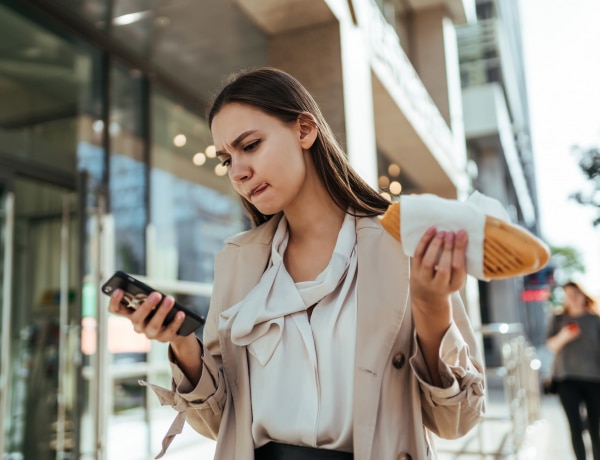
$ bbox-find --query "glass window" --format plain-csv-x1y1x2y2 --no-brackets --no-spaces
0,4,95,177
148,89,245,310
377,150,420,198
109,65,147,275
51,0,268,111
0,5,100,460
52,0,109,28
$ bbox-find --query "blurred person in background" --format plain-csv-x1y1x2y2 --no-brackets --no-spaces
547,281,600,460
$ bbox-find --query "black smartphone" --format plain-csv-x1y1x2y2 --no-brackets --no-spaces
101,270,205,336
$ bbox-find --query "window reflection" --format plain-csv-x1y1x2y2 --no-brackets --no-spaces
52,0,109,29
110,65,147,275
149,90,244,288
0,3,90,176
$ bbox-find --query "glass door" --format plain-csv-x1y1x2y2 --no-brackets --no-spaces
0,176,15,458
0,175,79,460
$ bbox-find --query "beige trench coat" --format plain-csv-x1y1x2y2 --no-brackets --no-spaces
169,214,485,460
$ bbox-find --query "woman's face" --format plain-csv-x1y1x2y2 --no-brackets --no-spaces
211,103,314,216
563,285,587,314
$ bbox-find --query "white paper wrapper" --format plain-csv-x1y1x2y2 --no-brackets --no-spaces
400,191,511,281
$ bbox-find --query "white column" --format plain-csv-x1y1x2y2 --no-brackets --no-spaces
340,20,378,188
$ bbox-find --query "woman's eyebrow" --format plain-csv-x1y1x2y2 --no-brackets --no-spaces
216,130,258,157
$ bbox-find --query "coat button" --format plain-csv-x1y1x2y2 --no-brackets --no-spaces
397,454,412,460
392,353,406,369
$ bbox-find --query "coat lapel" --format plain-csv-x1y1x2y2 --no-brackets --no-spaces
214,216,280,458
353,216,411,457
214,214,411,458
216,216,281,379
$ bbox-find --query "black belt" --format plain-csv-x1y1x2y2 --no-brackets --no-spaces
255,442,354,460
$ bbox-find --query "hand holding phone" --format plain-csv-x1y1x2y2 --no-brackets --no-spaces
102,271,205,336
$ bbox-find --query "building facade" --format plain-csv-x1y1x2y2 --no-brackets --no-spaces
0,0,533,459
456,0,545,368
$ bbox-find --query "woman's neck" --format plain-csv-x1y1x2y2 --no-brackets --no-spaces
285,201,346,244
283,164,346,243
566,306,586,317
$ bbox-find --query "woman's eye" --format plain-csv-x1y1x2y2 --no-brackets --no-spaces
221,158,231,167
243,140,260,152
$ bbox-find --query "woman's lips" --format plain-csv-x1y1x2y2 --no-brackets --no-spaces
250,182,268,199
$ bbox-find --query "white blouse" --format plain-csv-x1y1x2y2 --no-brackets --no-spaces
220,212,358,452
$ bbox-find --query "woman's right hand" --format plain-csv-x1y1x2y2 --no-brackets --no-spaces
108,289,189,346
109,289,204,383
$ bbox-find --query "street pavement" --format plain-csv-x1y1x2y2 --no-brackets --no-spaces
434,387,577,459
147,387,580,459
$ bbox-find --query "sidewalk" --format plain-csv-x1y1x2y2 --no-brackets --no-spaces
435,387,576,459
519,393,574,459
160,388,578,460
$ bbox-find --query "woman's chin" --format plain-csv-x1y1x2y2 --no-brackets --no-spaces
252,203,282,217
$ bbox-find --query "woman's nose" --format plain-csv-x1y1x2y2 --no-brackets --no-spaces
229,161,251,184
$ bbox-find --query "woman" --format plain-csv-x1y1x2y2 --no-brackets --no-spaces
547,281,600,460
109,67,485,459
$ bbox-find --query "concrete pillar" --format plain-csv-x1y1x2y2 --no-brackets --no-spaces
268,22,346,149
412,6,452,125
412,6,467,183
477,148,510,203
339,20,378,188
268,20,378,188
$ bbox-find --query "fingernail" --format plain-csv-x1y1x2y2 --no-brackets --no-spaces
446,232,455,243
111,289,121,298
426,226,436,236
457,230,467,241
162,296,174,308
437,231,446,239
148,292,161,303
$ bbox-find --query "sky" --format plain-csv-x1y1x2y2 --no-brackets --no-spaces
519,0,600,292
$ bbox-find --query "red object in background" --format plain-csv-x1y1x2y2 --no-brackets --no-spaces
567,322,580,333
521,288,551,302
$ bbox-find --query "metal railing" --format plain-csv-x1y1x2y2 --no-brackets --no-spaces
479,323,541,457
437,322,542,458
496,334,541,453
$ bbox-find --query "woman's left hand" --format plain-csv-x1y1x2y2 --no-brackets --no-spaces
410,226,468,311
409,227,469,386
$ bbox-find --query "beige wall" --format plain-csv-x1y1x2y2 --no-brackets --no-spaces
412,5,452,126
268,21,347,150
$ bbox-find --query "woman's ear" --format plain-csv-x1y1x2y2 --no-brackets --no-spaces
297,112,318,149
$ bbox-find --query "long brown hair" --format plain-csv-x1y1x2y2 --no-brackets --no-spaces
208,67,390,227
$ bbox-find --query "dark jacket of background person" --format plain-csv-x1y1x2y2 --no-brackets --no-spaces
547,281,600,460
547,312,600,383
